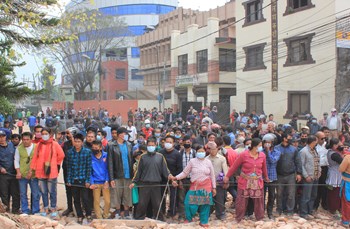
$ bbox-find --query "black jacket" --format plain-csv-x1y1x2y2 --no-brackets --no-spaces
132,152,170,183
160,148,183,176
192,135,208,147
107,140,133,181
275,143,302,176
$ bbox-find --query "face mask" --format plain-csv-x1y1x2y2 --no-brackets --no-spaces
265,143,271,148
337,146,344,151
202,131,208,136
35,133,42,139
175,135,181,139
164,143,173,150
245,145,250,150
196,151,206,159
96,135,102,141
312,120,317,124
42,134,50,141
137,139,144,144
300,138,307,144
145,124,151,128
258,146,263,152
155,133,161,137
124,135,129,141
184,143,191,149
92,150,100,155
147,146,156,153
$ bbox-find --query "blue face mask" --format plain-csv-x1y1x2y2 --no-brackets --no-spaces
137,139,143,144
258,146,263,152
96,135,102,141
196,151,206,159
175,135,181,139
155,133,161,137
147,146,156,153
124,135,129,141
245,145,250,150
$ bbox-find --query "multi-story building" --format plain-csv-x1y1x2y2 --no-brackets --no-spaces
63,0,177,100
137,1,236,114
233,0,350,122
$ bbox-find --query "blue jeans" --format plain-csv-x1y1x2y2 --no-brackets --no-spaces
19,178,40,214
38,178,57,210
300,179,318,217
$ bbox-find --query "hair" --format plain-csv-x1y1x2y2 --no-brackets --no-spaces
86,130,97,137
147,137,157,144
208,132,217,139
269,114,273,118
41,127,51,134
226,126,233,133
250,138,262,150
139,144,147,151
92,140,102,147
11,134,20,139
243,138,252,145
195,145,205,152
111,126,118,132
182,135,191,142
223,135,231,146
74,133,85,142
326,138,340,150
281,133,291,141
307,135,317,145
320,126,330,132
21,132,33,139
98,130,107,137
34,125,43,132
215,136,224,147
164,135,175,142
200,125,207,131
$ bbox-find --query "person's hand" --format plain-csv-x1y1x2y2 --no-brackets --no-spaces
85,183,90,188
89,184,96,190
223,183,229,190
168,174,175,181
67,183,71,187
212,188,217,197
16,172,21,180
172,180,178,187
26,171,32,180
265,178,271,183
103,182,109,189
0,168,6,174
223,176,229,184
129,183,135,189
305,177,312,183
111,180,116,188
296,174,302,183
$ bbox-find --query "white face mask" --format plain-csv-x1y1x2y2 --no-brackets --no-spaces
42,134,50,141
164,143,173,150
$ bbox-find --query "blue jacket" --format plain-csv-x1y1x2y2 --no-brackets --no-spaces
0,142,16,174
91,151,109,184
28,116,36,127
275,143,302,176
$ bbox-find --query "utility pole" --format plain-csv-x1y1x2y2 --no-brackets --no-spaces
162,53,166,111
156,44,161,111
98,44,102,110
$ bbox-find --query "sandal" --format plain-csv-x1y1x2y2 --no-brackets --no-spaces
199,223,209,228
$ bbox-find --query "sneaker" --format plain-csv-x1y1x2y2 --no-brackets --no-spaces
86,216,93,223
50,212,59,220
114,213,121,219
124,215,132,220
62,209,73,216
77,217,83,225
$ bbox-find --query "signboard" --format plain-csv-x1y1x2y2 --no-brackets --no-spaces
271,0,278,91
176,75,197,87
336,31,350,49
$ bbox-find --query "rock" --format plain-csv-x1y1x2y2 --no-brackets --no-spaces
297,218,307,224
0,215,17,229
261,222,274,229
254,221,264,226
277,223,296,229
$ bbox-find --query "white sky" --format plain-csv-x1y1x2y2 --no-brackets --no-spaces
14,0,231,85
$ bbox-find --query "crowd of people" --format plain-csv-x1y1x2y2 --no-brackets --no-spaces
0,106,349,227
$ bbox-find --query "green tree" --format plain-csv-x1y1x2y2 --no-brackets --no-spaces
39,59,57,100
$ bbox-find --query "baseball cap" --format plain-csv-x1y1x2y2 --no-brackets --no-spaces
144,119,150,124
301,126,310,130
331,108,337,112
0,130,6,136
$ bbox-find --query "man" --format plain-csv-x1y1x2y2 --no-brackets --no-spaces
318,112,328,127
262,133,281,219
107,127,133,219
308,117,320,135
11,134,21,148
274,133,302,216
141,120,153,140
132,133,146,152
14,132,40,214
192,125,208,147
28,114,37,133
223,135,238,206
289,114,298,131
65,115,74,129
127,120,137,143
327,108,342,139
0,113,4,128
90,140,110,219
102,121,112,141
160,135,182,218
66,133,92,224
57,115,66,133
84,130,96,150
299,135,321,219
165,108,175,124
61,127,79,216
131,137,173,220
177,135,196,220
209,106,218,123
314,131,328,210
0,130,20,213
206,141,228,220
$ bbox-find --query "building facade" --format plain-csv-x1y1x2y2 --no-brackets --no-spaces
232,0,344,122
137,1,236,113
63,0,177,100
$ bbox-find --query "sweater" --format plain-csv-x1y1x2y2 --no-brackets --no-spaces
91,151,109,184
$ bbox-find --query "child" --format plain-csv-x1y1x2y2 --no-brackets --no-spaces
17,118,23,135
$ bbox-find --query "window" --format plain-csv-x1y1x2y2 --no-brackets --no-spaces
243,43,266,71
219,49,236,72
284,33,315,67
115,69,126,80
178,54,188,75
131,69,144,80
284,0,314,15
106,48,127,59
196,50,208,73
242,0,265,26
131,47,140,58
246,92,263,114
286,91,310,116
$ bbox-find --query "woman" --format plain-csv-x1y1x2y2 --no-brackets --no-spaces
339,150,350,227
326,138,343,217
30,128,65,218
172,146,216,227
223,138,269,222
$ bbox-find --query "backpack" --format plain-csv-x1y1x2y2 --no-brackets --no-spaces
46,117,54,127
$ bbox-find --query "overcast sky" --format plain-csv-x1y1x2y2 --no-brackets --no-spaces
15,0,231,84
